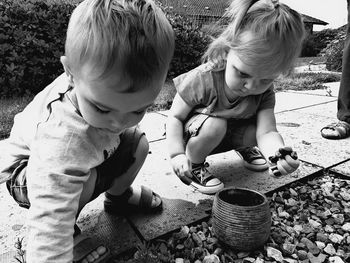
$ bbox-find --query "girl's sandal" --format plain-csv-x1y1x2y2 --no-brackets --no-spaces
320,121,350,140
104,185,162,215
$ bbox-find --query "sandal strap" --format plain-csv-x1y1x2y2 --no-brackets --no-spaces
105,187,133,203
139,185,154,209
321,121,350,138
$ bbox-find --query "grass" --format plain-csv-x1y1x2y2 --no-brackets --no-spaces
0,71,341,140
0,95,35,140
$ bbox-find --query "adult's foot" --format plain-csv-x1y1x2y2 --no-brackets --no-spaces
320,121,350,140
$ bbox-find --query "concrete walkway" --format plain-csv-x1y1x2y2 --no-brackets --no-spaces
1,81,349,261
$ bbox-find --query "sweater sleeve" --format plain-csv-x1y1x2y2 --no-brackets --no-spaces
25,120,100,263
173,67,216,108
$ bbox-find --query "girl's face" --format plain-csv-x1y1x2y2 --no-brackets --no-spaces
224,49,279,98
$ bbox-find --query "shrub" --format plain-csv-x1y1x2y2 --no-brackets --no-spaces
321,26,346,72
165,11,210,78
0,0,75,98
0,0,210,98
301,29,338,57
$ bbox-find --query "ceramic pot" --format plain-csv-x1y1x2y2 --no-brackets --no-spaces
212,187,271,251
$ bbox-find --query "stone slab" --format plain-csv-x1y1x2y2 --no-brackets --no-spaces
77,195,141,256
275,104,350,168
329,160,350,178
139,112,167,142
128,139,213,241
0,185,140,258
0,250,20,263
127,139,320,241
0,183,28,255
274,91,337,113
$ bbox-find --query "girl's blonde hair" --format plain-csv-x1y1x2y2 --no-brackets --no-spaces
65,0,174,87
202,0,305,76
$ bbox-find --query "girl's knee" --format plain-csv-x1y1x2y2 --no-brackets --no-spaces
200,117,227,139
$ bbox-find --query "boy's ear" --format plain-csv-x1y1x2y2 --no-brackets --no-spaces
60,56,74,87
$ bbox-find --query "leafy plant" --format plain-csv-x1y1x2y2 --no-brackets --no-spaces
0,0,75,98
14,237,26,263
321,26,347,72
164,10,211,78
133,241,160,263
301,29,338,57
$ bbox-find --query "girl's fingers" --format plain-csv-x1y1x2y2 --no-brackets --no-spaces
277,159,295,173
276,161,288,175
284,155,300,169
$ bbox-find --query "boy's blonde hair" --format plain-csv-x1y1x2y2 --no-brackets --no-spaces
65,0,174,88
203,0,305,76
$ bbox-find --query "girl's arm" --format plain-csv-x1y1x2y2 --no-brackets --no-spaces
166,93,193,158
255,108,284,159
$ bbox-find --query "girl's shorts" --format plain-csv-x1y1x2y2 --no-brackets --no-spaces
6,126,145,209
184,113,256,154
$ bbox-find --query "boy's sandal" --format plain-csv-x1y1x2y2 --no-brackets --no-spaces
73,234,111,263
104,185,162,215
320,121,350,140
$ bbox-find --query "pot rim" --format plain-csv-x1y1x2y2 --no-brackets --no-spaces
214,187,268,208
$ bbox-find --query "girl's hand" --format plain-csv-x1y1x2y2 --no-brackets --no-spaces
268,147,300,176
170,154,192,185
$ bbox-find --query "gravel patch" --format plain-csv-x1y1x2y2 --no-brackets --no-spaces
114,173,350,263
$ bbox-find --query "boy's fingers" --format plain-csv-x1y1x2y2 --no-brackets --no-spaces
284,155,300,169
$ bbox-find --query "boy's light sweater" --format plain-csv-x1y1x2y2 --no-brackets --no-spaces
0,74,121,262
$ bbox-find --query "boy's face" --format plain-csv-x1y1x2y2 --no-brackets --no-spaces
224,49,279,97
72,63,164,133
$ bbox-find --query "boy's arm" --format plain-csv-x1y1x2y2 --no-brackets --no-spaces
25,129,97,263
255,108,285,158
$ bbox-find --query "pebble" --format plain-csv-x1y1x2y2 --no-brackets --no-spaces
316,233,328,242
203,254,220,263
324,243,336,255
266,246,284,262
341,223,350,232
126,175,349,263
328,256,345,263
329,233,344,244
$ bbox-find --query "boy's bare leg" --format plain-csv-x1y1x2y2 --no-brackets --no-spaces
186,117,226,163
105,135,160,206
75,136,158,262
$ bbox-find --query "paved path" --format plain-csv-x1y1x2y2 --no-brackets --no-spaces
1,82,349,261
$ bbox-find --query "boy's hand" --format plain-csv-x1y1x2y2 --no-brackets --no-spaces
170,154,192,185
268,147,300,176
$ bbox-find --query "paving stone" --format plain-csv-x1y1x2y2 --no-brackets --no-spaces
0,183,27,255
275,104,350,168
330,160,350,178
0,184,140,258
139,112,167,142
128,139,213,240
77,195,141,256
275,92,337,113
0,250,20,263
128,140,320,241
